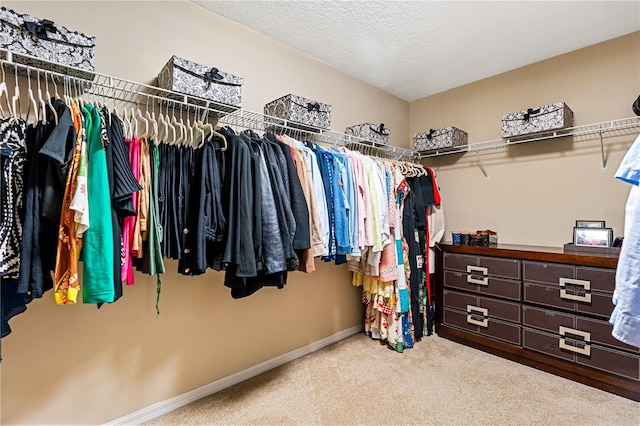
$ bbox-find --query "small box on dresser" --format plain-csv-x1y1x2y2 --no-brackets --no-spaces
0,6,95,78
157,56,243,113
345,123,390,145
264,94,331,132
501,102,574,139
413,126,468,154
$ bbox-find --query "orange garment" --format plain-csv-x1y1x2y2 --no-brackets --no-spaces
132,137,150,258
53,102,84,305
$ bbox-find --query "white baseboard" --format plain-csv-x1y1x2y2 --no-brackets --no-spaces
105,325,362,425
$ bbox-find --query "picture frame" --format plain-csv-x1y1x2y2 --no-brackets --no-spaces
573,227,612,247
575,220,605,228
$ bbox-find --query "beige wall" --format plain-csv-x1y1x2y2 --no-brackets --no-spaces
0,1,409,424
2,1,639,424
412,32,640,247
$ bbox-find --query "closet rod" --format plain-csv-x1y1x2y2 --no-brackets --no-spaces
0,49,420,163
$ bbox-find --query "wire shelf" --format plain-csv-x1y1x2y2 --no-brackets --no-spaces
0,49,419,162
418,116,640,159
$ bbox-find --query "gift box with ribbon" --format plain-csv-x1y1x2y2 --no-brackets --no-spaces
345,122,390,146
264,94,332,132
0,6,96,78
501,102,574,140
157,56,243,113
413,126,468,154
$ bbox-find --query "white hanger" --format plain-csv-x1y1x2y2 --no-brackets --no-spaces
0,61,13,118
146,98,158,142
45,73,58,125
123,106,133,139
135,103,148,138
186,114,195,147
11,65,21,120
25,68,39,124
171,103,185,145
36,71,47,124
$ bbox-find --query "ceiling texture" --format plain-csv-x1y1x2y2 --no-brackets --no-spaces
195,1,640,101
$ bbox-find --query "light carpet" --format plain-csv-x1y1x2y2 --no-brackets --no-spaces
144,333,640,425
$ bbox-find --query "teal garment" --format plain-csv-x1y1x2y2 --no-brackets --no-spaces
82,104,115,304
148,140,165,315
148,139,165,276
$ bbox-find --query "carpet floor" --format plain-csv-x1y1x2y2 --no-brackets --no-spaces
145,333,639,425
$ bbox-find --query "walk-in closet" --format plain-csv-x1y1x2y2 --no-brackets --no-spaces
1,2,639,425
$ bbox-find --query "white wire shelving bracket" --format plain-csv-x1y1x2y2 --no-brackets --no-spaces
0,49,419,163
418,116,640,178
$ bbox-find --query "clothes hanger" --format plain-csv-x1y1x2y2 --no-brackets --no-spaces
185,113,194,147
146,97,158,142
157,101,168,143
36,70,47,124
0,60,13,118
45,73,58,125
25,67,39,124
123,104,133,139
191,107,204,147
11,64,21,120
135,101,148,138
170,102,182,145
179,104,188,146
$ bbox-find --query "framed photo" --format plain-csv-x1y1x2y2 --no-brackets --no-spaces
575,220,605,228
573,227,613,247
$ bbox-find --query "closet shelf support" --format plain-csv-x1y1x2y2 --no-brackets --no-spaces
599,126,606,173
476,151,489,181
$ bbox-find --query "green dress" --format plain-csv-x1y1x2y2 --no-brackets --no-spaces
82,104,115,304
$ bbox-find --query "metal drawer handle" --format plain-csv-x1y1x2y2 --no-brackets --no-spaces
466,305,488,328
467,265,488,286
559,278,592,303
559,326,591,356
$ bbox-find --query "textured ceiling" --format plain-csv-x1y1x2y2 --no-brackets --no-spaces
195,1,640,101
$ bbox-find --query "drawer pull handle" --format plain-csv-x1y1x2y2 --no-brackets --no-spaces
558,326,591,356
466,305,488,328
559,278,592,303
467,266,489,286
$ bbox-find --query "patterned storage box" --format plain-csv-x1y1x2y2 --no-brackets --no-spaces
501,102,574,139
264,94,331,132
0,6,95,78
157,56,243,113
413,126,468,153
345,123,390,146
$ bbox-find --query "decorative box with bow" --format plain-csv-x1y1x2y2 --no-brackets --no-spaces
413,126,468,154
264,94,332,132
501,102,574,140
345,123,391,146
157,56,243,113
0,6,96,78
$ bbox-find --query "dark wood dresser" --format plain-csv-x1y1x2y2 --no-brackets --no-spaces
436,243,639,401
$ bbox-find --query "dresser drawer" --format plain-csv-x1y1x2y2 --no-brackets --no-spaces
523,261,573,284
444,289,520,323
523,261,614,294
523,328,640,380
576,267,615,293
577,316,640,354
444,253,520,279
443,271,521,301
523,282,614,319
443,307,521,346
523,306,638,353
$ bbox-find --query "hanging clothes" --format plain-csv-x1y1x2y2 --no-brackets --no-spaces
0,116,27,338
0,116,27,279
82,104,115,304
53,101,83,305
